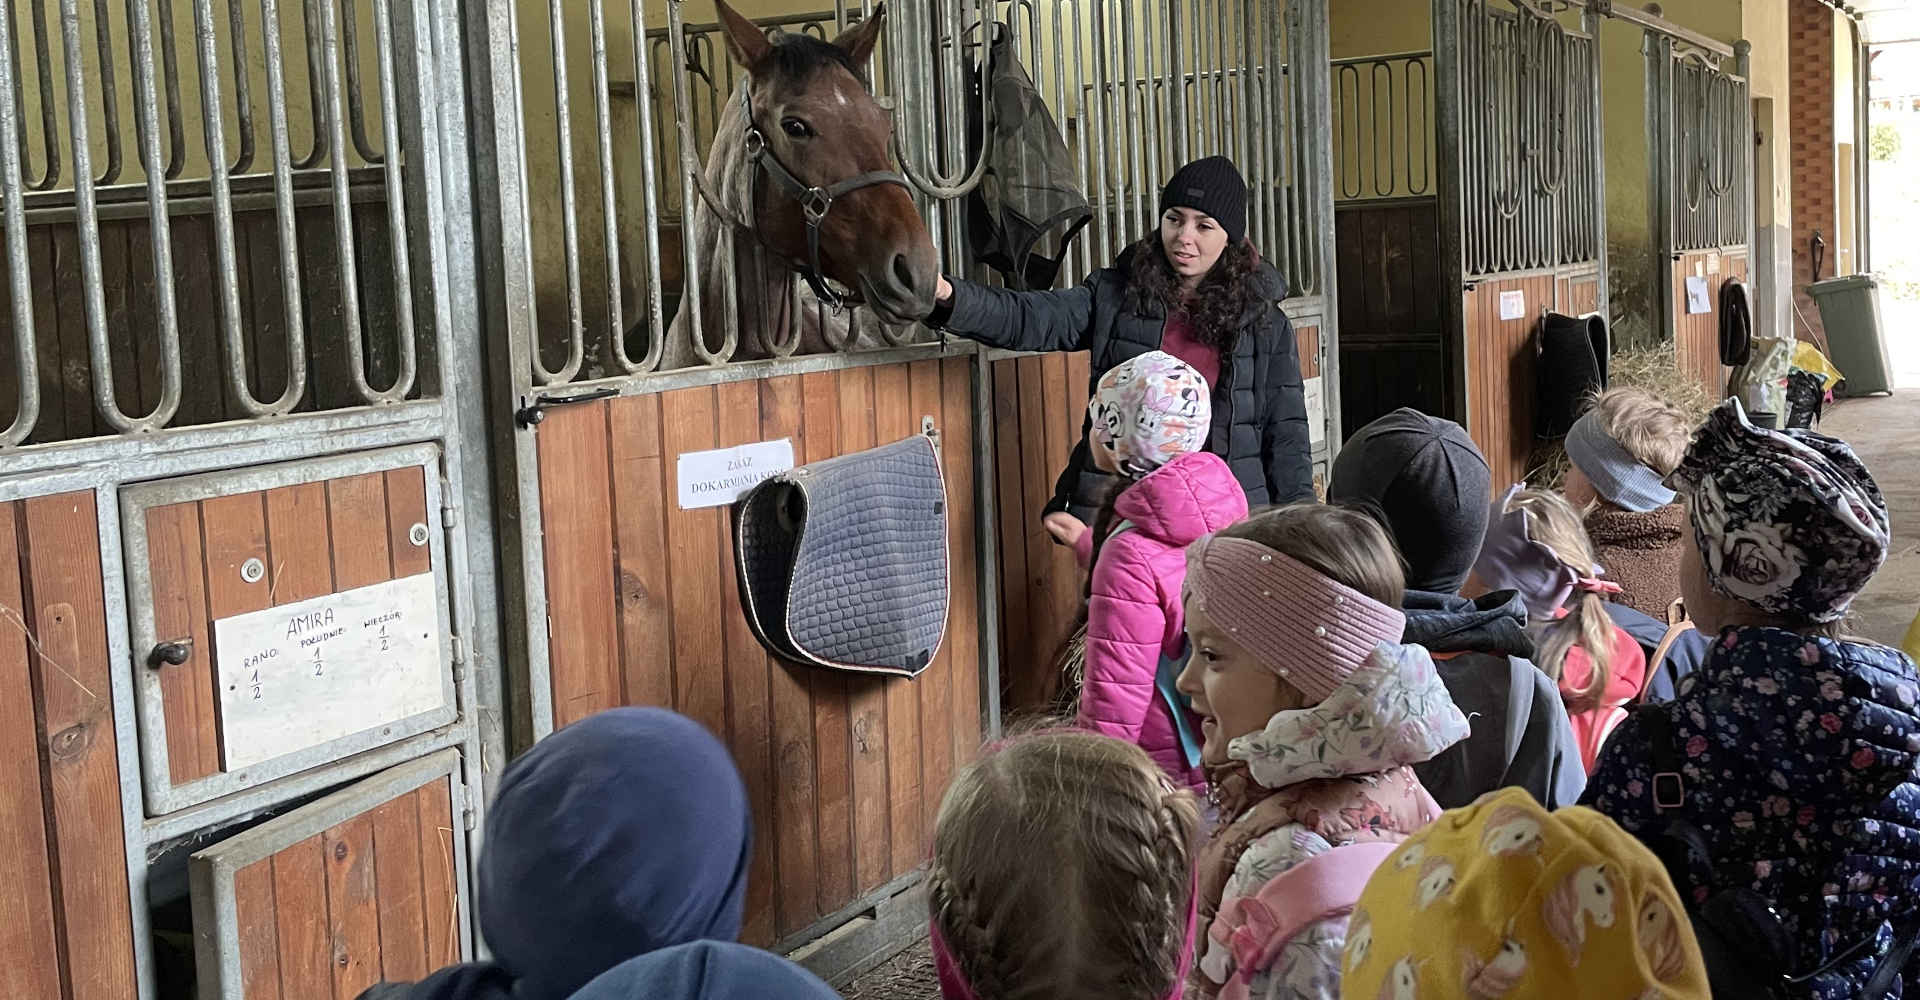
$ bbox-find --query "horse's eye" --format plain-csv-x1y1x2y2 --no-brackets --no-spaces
780,117,813,139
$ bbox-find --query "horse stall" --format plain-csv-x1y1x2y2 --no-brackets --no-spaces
0,0,488,995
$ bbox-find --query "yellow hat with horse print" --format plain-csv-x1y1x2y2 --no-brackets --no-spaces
1339,788,1709,1000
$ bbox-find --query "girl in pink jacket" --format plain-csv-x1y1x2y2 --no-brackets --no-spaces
1073,350,1248,788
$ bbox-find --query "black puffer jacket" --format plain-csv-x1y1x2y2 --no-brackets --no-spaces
933,248,1314,521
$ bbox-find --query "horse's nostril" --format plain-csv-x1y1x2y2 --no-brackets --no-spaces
891,253,917,294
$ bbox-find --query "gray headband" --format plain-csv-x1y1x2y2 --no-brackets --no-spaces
1564,411,1676,513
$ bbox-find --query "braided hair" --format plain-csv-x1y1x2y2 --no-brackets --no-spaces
928,728,1201,1000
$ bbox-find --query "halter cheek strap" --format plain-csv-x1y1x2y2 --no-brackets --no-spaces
740,86,911,311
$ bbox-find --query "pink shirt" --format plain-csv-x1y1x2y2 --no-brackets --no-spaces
1159,311,1221,391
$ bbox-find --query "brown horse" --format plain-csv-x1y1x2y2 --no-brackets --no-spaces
663,1,938,367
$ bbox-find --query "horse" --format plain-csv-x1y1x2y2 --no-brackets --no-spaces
660,1,938,369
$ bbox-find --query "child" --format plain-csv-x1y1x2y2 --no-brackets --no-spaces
1328,408,1586,809
1070,350,1248,787
1473,486,1648,772
1561,387,1693,620
357,708,753,1000
1584,399,1920,996
927,728,1202,1000
569,941,840,1000
1177,504,1470,1000
1339,787,1711,999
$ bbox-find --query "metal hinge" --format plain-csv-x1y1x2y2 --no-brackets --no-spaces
462,804,477,831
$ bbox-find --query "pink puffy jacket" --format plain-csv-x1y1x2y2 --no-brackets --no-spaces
1079,451,1249,788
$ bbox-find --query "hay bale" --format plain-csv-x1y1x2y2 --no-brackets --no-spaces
1525,339,1718,489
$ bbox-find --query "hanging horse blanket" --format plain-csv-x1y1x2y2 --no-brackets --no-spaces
965,22,1092,291
733,433,950,676
1534,311,1610,440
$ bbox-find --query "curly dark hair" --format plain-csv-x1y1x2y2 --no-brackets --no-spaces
1125,234,1265,351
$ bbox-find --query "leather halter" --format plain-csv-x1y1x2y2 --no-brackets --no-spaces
740,85,910,311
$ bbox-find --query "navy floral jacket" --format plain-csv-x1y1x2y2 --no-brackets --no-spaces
1584,627,1920,998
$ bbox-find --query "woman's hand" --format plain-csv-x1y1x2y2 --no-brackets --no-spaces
1043,512,1088,548
935,275,953,304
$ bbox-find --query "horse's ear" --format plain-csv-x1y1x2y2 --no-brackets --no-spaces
715,0,771,71
832,3,885,71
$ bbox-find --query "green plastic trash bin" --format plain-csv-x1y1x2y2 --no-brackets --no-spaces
1807,274,1893,397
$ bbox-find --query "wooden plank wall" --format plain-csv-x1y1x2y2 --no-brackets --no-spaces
1334,199,1451,429
0,191,406,446
1557,273,1602,318
1673,249,1749,396
0,492,137,1000
1462,274,1557,489
534,357,985,945
144,466,434,784
989,351,1090,715
230,775,460,999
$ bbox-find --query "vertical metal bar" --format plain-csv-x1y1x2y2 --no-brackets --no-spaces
1432,0,1468,419
292,0,328,169
190,0,258,413
0,11,39,446
1301,0,1338,431
313,0,382,401
1587,11,1608,310
533,0,584,382
624,0,664,370
368,0,416,397
1120,0,1144,239
259,0,310,409
62,0,179,432
587,0,625,371
224,0,255,172
1086,0,1113,252
340,0,382,161
1738,40,1754,259
664,0,729,365
89,0,121,184
1646,31,1673,342
1168,0,1187,169
9,2,60,189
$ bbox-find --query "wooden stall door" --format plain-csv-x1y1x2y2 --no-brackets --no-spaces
126,448,457,814
1335,199,1451,431
0,492,137,1000
1673,249,1750,394
189,751,468,1000
533,357,986,945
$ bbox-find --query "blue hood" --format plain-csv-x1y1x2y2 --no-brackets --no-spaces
569,942,840,1000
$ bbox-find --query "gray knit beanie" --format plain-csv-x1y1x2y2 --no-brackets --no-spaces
1328,408,1493,595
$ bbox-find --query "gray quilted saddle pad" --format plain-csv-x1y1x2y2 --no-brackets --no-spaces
733,433,950,676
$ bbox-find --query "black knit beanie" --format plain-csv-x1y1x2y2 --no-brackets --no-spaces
1327,408,1493,596
1159,156,1247,245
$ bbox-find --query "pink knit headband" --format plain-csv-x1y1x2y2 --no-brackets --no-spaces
1183,534,1407,703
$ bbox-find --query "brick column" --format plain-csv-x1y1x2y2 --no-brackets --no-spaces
1789,0,1835,345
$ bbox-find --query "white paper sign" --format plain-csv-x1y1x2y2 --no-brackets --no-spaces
1499,290,1526,321
1304,376,1327,448
213,573,445,770
677,438,795,510
1685,275,1712,315
1706,251,1722,275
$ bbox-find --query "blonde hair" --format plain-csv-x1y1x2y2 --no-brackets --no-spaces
1506,489,1614,712
928,728,1200,1000
1586,387,1692,477
1219,502,1406,608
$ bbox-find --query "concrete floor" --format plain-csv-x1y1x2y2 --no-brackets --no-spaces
1823,389,1920,650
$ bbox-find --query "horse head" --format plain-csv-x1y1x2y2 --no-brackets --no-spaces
714,0,938,326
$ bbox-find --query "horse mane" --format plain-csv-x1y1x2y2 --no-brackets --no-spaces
762,31,869,90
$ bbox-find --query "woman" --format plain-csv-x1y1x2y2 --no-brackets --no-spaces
929,156,1314,553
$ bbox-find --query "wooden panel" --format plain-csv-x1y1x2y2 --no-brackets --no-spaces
658,387,727,740
269,836,334,1000
801,371,855,915
265,483,335,607
233,860,283,1000
711,380,777,945
324,815,382,999
536,404,622,728
325,473,395,590
989,358,1033,711
1334,199,1452,428
383,467,432,579
1672,249,1748,397
756,374,819,935
1296,324,1321,379
607,394,675,711
415,780,460,971
873,365,925,877
0,503,62,1000
201,493,272,771
369,794,430,983
840,367,892,894
146,502,220,782
18,494,137,1000
941,357,983,770
1461,275,1555,488
907,362,953,843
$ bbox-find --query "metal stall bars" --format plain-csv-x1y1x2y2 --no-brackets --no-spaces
0,0,493,995
1432,0,1608,485
1645,24,1753,391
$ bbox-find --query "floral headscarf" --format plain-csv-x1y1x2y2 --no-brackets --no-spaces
1087,350,1211,478
1670,398,1889,624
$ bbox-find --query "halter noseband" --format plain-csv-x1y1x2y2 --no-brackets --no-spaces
740,85,911,311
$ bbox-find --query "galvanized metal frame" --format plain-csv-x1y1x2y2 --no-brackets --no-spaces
187,748,476,1000
119,443,461,816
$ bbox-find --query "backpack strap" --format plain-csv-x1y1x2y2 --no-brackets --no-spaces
1860,916,1920,1000
1209,842,1398,983
1633,619,1698,705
